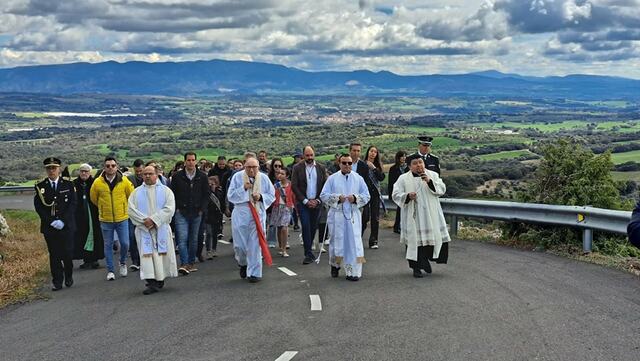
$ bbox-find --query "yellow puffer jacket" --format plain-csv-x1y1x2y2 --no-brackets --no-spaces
89,173,134,223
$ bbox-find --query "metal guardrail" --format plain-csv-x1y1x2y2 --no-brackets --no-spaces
0,186,34,192
382,196,632,253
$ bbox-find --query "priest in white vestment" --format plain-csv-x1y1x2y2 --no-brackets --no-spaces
320,154,370,281
127,165,178,294
392,157,450,278
227,157,275,283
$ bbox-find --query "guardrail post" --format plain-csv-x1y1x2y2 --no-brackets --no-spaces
582,228,593,254
450,216,458,238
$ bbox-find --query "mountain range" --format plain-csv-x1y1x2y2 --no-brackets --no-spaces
0,59,638,99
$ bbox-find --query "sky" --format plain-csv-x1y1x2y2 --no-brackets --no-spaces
1,0,639,78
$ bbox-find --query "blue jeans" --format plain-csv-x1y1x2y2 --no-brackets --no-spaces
174,210,202,265
101,220,129,273
298,202,320,259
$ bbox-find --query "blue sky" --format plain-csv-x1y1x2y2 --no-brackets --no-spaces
1,0,639,78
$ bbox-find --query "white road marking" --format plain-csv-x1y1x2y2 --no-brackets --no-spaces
278,267,297,276
309,294,322,311
275,351,298,361
217,240,231,245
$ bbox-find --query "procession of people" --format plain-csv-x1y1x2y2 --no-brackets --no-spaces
34,136,453,294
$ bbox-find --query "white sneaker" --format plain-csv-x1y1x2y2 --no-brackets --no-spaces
268,244,276,248
283,252,290,258
319,246,327,253
119,264,128,277
106,272,115,281
299,234,303,244
311,243,316,251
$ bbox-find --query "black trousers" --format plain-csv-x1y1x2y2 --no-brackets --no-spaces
44,230,74,286
393,208,401,232
361,196,380,243
407,243,449,270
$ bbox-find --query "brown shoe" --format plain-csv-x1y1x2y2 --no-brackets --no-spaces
188,263,198,272
178,266,190,276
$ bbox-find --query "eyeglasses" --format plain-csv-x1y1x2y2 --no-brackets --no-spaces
341,162,353,165
273,164,282,168
105,164,117,168
245,166,258,169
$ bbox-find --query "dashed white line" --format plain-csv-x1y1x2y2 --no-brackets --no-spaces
278,267,297,276
275,351,298,361
309,294,322,311
217,240,231,245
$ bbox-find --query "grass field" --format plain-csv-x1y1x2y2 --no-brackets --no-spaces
478,149,535,161
611,171,640,181
611,150,640,164
469,120,640,133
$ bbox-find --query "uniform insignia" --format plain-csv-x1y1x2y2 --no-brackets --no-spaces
40,188,45,194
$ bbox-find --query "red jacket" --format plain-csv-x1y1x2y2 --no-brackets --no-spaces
274,181,295,208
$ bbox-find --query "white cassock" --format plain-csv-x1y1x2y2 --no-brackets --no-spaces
392,170,450,264
227,170,275,278
320,171,370,277
127,181,178,281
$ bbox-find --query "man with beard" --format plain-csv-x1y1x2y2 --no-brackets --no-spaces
73,163,104,269
291,145,328,264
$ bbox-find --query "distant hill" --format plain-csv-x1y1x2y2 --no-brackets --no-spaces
0,59,638,99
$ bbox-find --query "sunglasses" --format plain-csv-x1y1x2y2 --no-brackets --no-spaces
273,164,282,168
341,162,353,165
105,164,118,168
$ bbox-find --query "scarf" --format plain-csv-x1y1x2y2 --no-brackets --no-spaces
242,171,262,207
135,183,170,255
83,183,94,252
242,172,272,266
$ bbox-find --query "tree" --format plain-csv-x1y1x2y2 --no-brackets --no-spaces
520,138,620,209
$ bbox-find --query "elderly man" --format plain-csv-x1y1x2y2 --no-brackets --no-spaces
227,157,275,283
128,165,178,295
73,163,104,269
392,157,450,278
320,154,370,281
34,157,77,291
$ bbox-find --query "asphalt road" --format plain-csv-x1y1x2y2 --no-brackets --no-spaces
0,193,34,211
1,226,639,361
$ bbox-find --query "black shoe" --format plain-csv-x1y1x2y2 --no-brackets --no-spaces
143,286,159,295
247,276,262,283
52,284,63,291
79,262,90,269
393,229,401,234
197,255,205,263
293,225,300,232
65,277,74,287
369,241,379,249
302,256,315,265
413,269,424,278
157,280,164,289
91,262,100,269
239,265,247,279
331,266,340,278
422,261,432,274
346,276,359,282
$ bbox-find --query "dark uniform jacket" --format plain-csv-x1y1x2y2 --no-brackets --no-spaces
406,152,440,175
627,200,640,249
34,177,77,235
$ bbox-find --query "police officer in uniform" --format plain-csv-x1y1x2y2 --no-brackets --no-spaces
34,157,77,291
406,136,440,175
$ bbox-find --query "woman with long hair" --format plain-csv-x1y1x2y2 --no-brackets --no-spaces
266,157,284,248
388,150,408,234
363,145,385,249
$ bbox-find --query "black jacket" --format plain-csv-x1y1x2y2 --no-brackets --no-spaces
388,163,408,196
355,160,385,197
627,200,640,249
34,177,77,235
170,169,210,214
